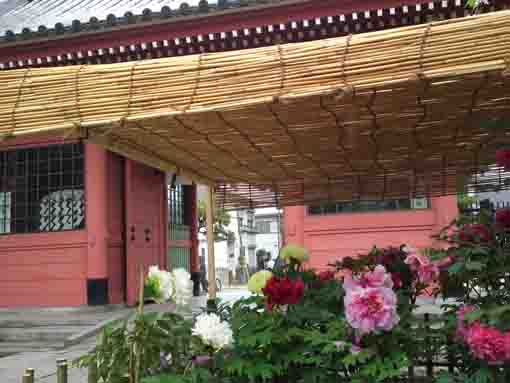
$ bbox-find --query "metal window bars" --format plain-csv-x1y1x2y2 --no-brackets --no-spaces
0,143,85,235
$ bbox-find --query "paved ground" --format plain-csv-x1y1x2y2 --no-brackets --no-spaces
0,288,250,383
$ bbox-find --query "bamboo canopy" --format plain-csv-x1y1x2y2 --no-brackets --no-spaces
1,11,510,209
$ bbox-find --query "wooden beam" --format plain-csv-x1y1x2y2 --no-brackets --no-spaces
205,185,217,300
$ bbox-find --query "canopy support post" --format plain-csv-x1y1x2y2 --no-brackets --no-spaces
205,185,217,306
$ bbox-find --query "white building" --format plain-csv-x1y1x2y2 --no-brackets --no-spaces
254,208,282,268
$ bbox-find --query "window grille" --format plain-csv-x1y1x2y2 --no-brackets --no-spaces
308,198,430,216
0,143,85,234
256,221,271,233
168,184,185,225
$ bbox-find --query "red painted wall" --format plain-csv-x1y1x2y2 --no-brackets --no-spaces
0,136,130,307
284,196,458,271
0,231,88,307
0,135,90,307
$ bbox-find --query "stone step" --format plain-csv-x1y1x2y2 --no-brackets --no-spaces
0,326,89,342
0,318,104,328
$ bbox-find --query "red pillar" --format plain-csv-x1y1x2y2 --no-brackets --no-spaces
283,206,306,247
85,143,109,280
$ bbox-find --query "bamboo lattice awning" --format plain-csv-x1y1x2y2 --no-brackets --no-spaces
1,11,510,209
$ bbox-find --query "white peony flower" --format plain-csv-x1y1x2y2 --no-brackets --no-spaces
147,265,174,302
192,313,233,350
172,268,193,306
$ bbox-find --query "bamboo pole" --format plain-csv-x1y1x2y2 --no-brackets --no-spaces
24,368,34,383
56,359,68,383
205,184,217,301
88,362,98,383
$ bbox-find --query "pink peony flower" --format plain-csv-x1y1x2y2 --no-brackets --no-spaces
405,253,440,284
344,265,393,291
464,323,507,364
344,286,400,335
496,148,510,170
456,305,477,340
496,208,510,228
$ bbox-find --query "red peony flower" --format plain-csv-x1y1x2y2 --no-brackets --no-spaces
458,224,492,243
465,323,508,364
390,272,403,289
318,270,336,282
262,276,305,310
496,149,510,170
496,208,510,228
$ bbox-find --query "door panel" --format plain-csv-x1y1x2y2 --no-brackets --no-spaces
125,160,165,306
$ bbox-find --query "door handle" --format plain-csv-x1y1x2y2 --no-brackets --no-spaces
144,228,151,242
130,226,136,241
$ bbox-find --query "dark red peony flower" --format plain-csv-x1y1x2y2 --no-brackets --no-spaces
458,224,492,243
390,272,403,289
318,270,336,282
496,149,510,170
496,208,510,229
377,247,405,267
262,276,305,310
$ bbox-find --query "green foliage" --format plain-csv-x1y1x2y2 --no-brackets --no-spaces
458,193,478,212
75,312,196,383
197,201,232,242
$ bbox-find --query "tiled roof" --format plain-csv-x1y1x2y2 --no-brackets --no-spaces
0,0,291,40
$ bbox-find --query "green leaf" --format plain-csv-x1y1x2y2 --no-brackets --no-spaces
465,261,484,271
448,262,464,274
435,372,455,383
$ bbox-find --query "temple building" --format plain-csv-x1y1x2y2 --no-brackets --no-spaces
0,0,505,306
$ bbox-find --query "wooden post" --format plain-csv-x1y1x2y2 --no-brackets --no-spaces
57,359,68,383
25,368,34,383
206,184,217,301
88,362,98,383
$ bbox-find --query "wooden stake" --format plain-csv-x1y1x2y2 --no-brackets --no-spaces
25,368,34,383
56,360,68,383
205,184,217,300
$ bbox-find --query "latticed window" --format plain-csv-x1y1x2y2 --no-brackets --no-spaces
168,184,185,225
0,143,85,234
308,198,429,216
256,220,271,233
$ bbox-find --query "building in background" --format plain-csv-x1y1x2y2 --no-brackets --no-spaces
284,197,458,271
255,208,282,268
197,202,257,284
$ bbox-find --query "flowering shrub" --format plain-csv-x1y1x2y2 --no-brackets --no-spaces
192,313,233,350
144,266,193,306
247,270,273,294
280,243,309,264
431,204,510,381
81,211,510,383
344,266,399,335
145,266,174,303
496,148,510,170
262,276,305,310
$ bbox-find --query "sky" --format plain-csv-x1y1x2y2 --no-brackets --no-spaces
0,0,223,34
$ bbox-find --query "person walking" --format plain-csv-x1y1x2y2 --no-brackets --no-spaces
199,256,208,293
